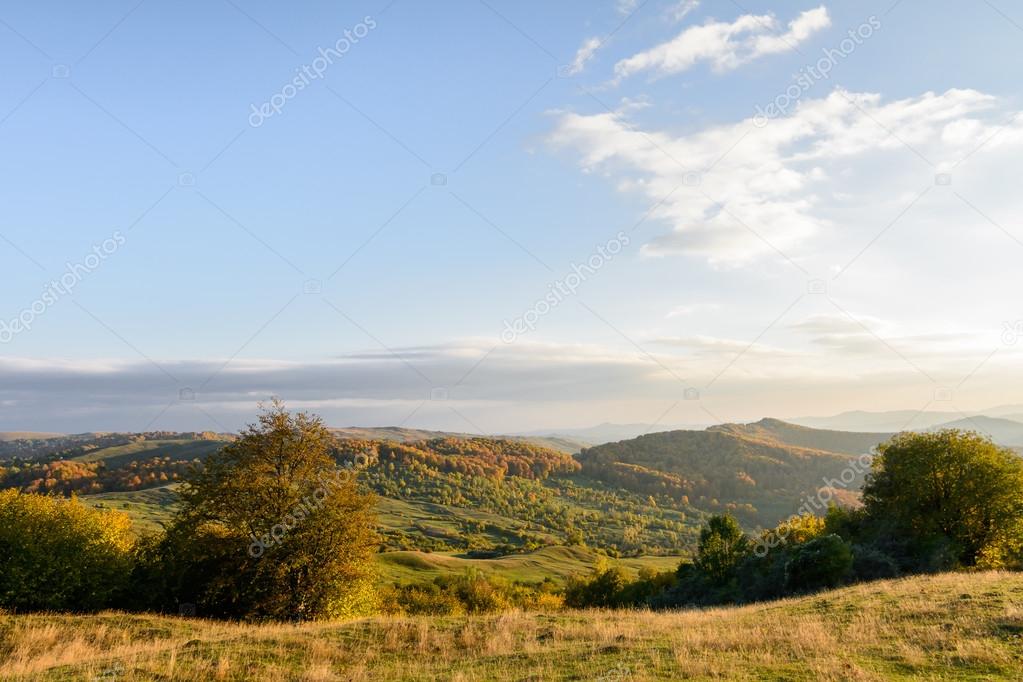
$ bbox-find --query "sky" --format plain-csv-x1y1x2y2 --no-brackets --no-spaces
2,0,1023,434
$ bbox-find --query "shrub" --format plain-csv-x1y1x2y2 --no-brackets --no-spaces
850,545,899,581
0,490,135,612
784,534,853,593
564,563,628,608
382,571,561,615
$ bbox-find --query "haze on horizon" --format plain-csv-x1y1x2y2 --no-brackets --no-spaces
2,0,1022,434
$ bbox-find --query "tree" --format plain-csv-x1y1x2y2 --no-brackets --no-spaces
154,401,378,620
696,514,750,586
0,490,135,611
862,430,1023,569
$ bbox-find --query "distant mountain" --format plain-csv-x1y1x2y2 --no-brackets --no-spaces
925,416,1023,447
789,410,962,432
517,421,709,446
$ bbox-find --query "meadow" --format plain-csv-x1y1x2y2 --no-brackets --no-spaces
1,571,1020,681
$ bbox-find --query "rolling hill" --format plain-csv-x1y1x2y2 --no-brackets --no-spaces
709,417,890,454
11,419,899,557
576,422,871,525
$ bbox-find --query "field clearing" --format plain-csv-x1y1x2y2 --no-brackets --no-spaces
71,440,225,467
376,546,681,585
1,571,1020,680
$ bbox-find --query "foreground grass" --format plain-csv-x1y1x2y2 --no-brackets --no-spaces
1,572,1021,681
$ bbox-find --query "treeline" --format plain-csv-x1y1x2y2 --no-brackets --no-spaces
335,437,581,480
0,456,197,495
565,430,1023,609
0,431,227,462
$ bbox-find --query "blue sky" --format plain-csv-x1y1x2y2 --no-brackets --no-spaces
2,0,1023,433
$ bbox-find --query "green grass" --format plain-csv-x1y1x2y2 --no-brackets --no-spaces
2,571,1020,680
81,485,180,534
375,546,681,586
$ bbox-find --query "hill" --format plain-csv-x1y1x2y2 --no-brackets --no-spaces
0,431,65,441
709,417,890,455
577,423,868,526
48,421,898,554
335,436,703,553
3,571,1020,680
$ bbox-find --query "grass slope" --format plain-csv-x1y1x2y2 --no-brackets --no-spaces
81,485,180,534
2,571,1020,680
376,546,680,586
71,440,225,467
0,432,64,442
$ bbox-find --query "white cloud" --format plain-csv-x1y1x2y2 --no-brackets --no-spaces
669,0,700,23
548,87,1023,265
616,0,639,16
614,6,830,80
566,36,601,76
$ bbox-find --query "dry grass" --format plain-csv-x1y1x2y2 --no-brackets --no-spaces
1,571,1021,680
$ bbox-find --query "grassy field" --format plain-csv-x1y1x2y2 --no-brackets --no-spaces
71,439,225,467
81,485,181,535
1,571,1020,680
376,546,681,585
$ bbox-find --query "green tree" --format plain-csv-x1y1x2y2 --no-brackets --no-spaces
0,490,135,611
696,514,750,586
156,402,378,620
862,430,1023,569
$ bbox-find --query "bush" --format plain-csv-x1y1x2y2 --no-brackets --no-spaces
382,571,562,615
784,534,853,593
564,563,628,608
0,490,135,612
851,545,899,581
